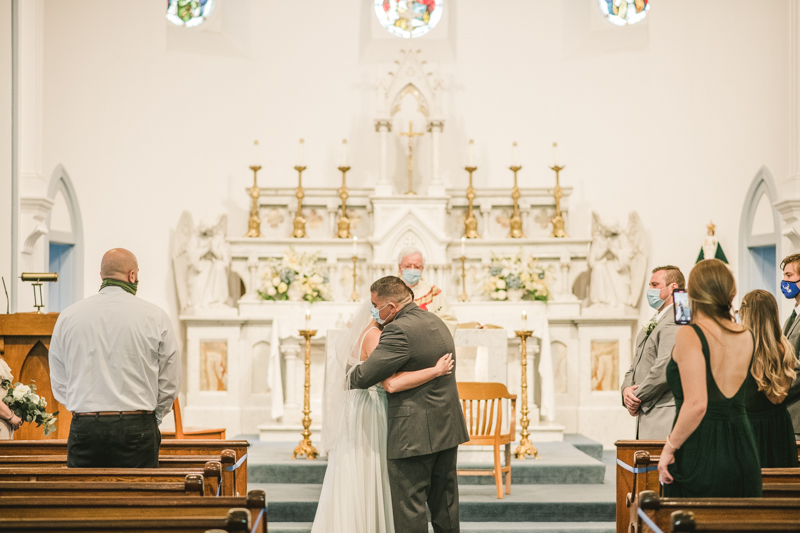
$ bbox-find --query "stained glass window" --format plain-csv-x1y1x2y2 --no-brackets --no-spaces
598,0,649,26
166,0,216,28
374,0,444,39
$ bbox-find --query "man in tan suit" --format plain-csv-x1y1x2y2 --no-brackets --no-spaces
621,265,683,440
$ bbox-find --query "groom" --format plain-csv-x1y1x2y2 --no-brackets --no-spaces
350,276,469,533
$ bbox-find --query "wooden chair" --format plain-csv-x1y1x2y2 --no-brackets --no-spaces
161,398,226,440
456,382,517,499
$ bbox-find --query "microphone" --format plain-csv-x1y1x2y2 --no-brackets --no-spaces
2,277,7,314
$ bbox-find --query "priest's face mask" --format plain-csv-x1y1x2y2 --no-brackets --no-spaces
398,253,424,287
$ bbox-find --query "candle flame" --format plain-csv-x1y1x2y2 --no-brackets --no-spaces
343,139,347,144
300,138,304,144
469,139,474,145
254,140,259,145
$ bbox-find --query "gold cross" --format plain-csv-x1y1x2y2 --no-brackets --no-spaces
399,122,425,195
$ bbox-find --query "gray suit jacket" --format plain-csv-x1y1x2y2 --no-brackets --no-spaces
621,308,679,440
782,312,800,435
350,303,470,459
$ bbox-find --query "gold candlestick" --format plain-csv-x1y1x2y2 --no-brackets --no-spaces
337,166,352,239
514,329,539,460
292,329,319,460
459,256,469,302
245,165,263,238
549,164,569,238
464,166,480,239
292,166,307,238
350,255,360,302
508,165,526,239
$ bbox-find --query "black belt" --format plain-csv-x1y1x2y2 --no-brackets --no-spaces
73,410,154,417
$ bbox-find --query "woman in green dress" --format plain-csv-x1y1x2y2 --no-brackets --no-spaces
657,259,762,497
740,289,798,468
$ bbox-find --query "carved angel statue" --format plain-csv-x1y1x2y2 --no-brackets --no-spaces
587,211,647,308
172,212,233,313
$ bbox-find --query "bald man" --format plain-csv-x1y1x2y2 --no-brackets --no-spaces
49,249,181,468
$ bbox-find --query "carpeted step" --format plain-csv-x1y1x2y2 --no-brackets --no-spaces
563,434,604,462
268,522,615,533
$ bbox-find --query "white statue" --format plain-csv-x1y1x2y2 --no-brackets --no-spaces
172,212,232,313
587,211,647,308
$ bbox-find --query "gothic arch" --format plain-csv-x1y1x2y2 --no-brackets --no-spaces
46,164,85,303
738,166,782,296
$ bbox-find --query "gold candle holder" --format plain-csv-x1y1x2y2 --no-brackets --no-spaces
508,165,526,239
337,166,352,239
464,166,480,239
292,329,319,460
514,329,539,460
549,164,569,238
245,165,263,238
459,256,469,302
350,256,360,302
292,166,307,238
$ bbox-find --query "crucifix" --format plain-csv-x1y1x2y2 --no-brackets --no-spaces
399,122,424,195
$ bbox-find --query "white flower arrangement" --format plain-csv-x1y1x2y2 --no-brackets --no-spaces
1,379,58,436
481,251,553,302
258,248,332,304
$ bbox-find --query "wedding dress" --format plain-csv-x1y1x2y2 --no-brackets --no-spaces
311,305,394,533
0,359,14,440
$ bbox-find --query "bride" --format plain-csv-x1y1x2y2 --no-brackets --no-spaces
311,299,454,533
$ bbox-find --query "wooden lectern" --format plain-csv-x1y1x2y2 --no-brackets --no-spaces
0,313,71,439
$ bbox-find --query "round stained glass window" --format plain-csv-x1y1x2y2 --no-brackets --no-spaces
166,0,216,28
597,0,650,26
374,1,444,39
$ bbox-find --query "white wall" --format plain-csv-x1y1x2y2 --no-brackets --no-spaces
36,0,791,331
0,1,11,314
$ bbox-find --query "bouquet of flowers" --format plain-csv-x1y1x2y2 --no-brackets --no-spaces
1,379,58,436
481,252,552,302
258,248,332,303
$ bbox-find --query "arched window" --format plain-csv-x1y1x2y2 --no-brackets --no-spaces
374,0,444,39
46,165,84,312
597,0,650,26
739,167,781,297
166,0,216,28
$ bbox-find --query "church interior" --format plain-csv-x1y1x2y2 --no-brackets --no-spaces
1,1,799,532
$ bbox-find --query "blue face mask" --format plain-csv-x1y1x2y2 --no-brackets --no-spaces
401,269,422,286
371,302,390,325
782,280,800,299
646,288,665,310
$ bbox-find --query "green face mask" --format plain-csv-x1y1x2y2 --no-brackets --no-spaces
100,278,138,296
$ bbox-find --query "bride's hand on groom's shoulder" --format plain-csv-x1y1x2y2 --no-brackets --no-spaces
435,353,454,377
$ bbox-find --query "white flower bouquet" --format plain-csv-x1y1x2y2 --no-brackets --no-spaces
481,251,553,302
1,380,58,436
258,248,332,304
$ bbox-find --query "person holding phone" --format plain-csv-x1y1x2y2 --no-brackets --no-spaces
621,265,684,439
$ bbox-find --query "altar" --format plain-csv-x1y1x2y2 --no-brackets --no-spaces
175,51,641,448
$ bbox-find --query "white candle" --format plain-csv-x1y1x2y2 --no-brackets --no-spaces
512,141,519,167
352,236,358,256
461,236,466,257
468,139,475,167
297,138,305,167
341,139,348,167
552,142,559,167
253,140,260,166
306,309,311,330
522,309,527,331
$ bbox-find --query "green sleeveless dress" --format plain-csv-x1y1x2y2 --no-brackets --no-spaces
745,372,799,468
663,324,762,497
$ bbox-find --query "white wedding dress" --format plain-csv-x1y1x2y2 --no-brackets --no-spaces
311,326,394,533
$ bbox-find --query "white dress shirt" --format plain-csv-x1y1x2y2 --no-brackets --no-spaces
49,286,181,424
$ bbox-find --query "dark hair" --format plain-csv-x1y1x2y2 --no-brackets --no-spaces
652,265,685,289
370,276,414,304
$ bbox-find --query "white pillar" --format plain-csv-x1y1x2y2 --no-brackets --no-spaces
244,255,259,300
374,119,392,196
281,341,302,411
427,120,445,196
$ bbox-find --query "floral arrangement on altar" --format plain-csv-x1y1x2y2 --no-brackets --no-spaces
481,252,553,302
1,374,58,436
258,249,332,303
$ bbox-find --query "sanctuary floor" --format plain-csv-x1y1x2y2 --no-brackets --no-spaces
241,435,616,533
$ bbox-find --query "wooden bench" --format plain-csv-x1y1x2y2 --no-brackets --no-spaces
0,439,249,496
0,473,205,497
0,508,251,532
0,489,267,532
632,490,800,533
668,509,800,532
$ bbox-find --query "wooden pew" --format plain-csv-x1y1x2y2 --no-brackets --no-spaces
0,462,225,496
632,490,800,533
0,473,205,497
0,508,251,532
0,489,267,533
0,439,249,496
668,509,800,532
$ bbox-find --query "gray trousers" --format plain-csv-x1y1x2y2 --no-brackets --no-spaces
388,445,460,533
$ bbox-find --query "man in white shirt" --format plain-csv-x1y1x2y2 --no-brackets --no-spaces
397,248,458,337
49,248,181,468
620,265,683,440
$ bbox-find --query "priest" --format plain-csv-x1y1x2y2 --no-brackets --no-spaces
397,248,458,336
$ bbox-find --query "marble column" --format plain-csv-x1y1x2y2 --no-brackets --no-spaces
374,119,392,196
244,254,259,300
778,0,800,251
427,119,445,196
281,341,302,411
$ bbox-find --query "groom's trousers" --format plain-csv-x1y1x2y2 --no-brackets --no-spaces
388,445,460,533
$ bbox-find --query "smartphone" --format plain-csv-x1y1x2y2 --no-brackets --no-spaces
673,289,691,325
